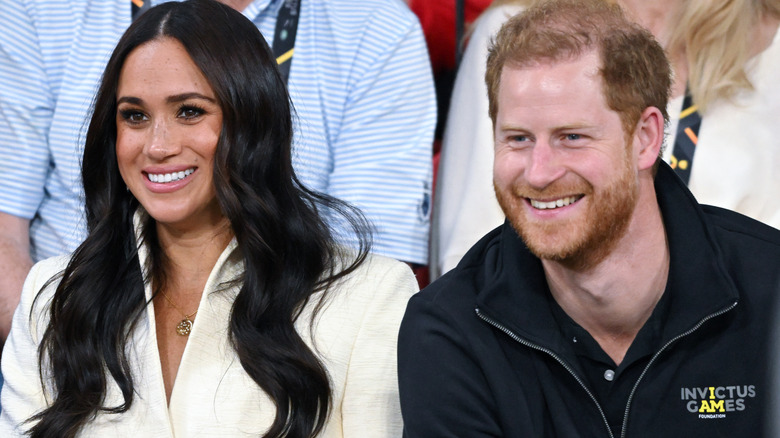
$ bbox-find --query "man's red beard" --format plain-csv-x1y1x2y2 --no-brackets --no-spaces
495,151,639,271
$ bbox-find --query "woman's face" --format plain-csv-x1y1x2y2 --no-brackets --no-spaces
116,37,224,233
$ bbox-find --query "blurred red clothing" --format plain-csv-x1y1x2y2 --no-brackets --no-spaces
409,0,492,75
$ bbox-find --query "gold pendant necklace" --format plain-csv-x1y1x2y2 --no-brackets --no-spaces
160,291,198,336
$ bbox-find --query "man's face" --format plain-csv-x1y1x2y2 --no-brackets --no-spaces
493,51,639,270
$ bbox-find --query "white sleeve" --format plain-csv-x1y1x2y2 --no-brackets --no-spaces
431,5,524,278
325,7,436,265
0,0,54,219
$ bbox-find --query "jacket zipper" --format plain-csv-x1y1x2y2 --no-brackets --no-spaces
619,300,738,438
477,300,738,438
475,307,615,438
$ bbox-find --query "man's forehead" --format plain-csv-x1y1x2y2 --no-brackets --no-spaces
493,51,624,138
499,49,603,82
496,53,605,110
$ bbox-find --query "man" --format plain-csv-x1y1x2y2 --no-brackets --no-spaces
398,0,780,436
0,0,435,342
431,0,780,281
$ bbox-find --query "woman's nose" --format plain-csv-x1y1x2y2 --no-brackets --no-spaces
143,119,181,160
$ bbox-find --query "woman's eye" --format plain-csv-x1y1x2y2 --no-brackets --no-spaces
119,110,147,124
178,106,204,120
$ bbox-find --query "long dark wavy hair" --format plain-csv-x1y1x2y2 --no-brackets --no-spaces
27,1,371,436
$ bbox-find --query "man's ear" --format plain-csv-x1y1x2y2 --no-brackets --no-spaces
633,106,664,171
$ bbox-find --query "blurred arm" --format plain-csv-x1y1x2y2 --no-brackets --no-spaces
326,6,436,265
0,212,32,343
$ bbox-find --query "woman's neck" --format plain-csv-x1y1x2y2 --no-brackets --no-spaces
156,219,233,295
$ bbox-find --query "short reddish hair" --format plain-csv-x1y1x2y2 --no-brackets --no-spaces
485,0,671,140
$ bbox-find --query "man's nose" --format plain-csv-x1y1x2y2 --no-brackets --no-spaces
523,139,565,189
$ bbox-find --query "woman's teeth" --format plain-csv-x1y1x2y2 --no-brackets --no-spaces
147,168,194,183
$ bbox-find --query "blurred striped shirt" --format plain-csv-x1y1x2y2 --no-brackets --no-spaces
0,0,435,264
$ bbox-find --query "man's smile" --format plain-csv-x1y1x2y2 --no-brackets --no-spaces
528,195,584,210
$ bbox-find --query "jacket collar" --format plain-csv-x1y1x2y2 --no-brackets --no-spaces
474,162,739,352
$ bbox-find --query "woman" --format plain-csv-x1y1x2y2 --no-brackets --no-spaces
431,0,780,278
0,1,417,436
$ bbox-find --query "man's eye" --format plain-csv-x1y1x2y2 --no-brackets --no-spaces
565,133,582,140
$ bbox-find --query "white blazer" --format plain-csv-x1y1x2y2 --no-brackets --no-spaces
1,228,417,437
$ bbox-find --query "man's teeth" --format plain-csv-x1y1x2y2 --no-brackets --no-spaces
148,168,194,183
530,196,579,210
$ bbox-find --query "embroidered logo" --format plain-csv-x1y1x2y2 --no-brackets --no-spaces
417,181,431,223
681,385,756,419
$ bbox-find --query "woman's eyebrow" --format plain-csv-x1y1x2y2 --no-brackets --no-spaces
166,92,217,104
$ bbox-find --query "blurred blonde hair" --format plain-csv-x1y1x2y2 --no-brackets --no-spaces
486,0,780,113
667,0,780,112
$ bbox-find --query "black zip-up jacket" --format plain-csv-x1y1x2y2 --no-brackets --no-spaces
399,164,780,437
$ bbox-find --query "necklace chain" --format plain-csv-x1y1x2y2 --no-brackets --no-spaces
160,290,198,336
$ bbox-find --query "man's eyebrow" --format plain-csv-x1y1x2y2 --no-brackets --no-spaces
555,123,597,131
497,123,597,132
497,123,529,132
